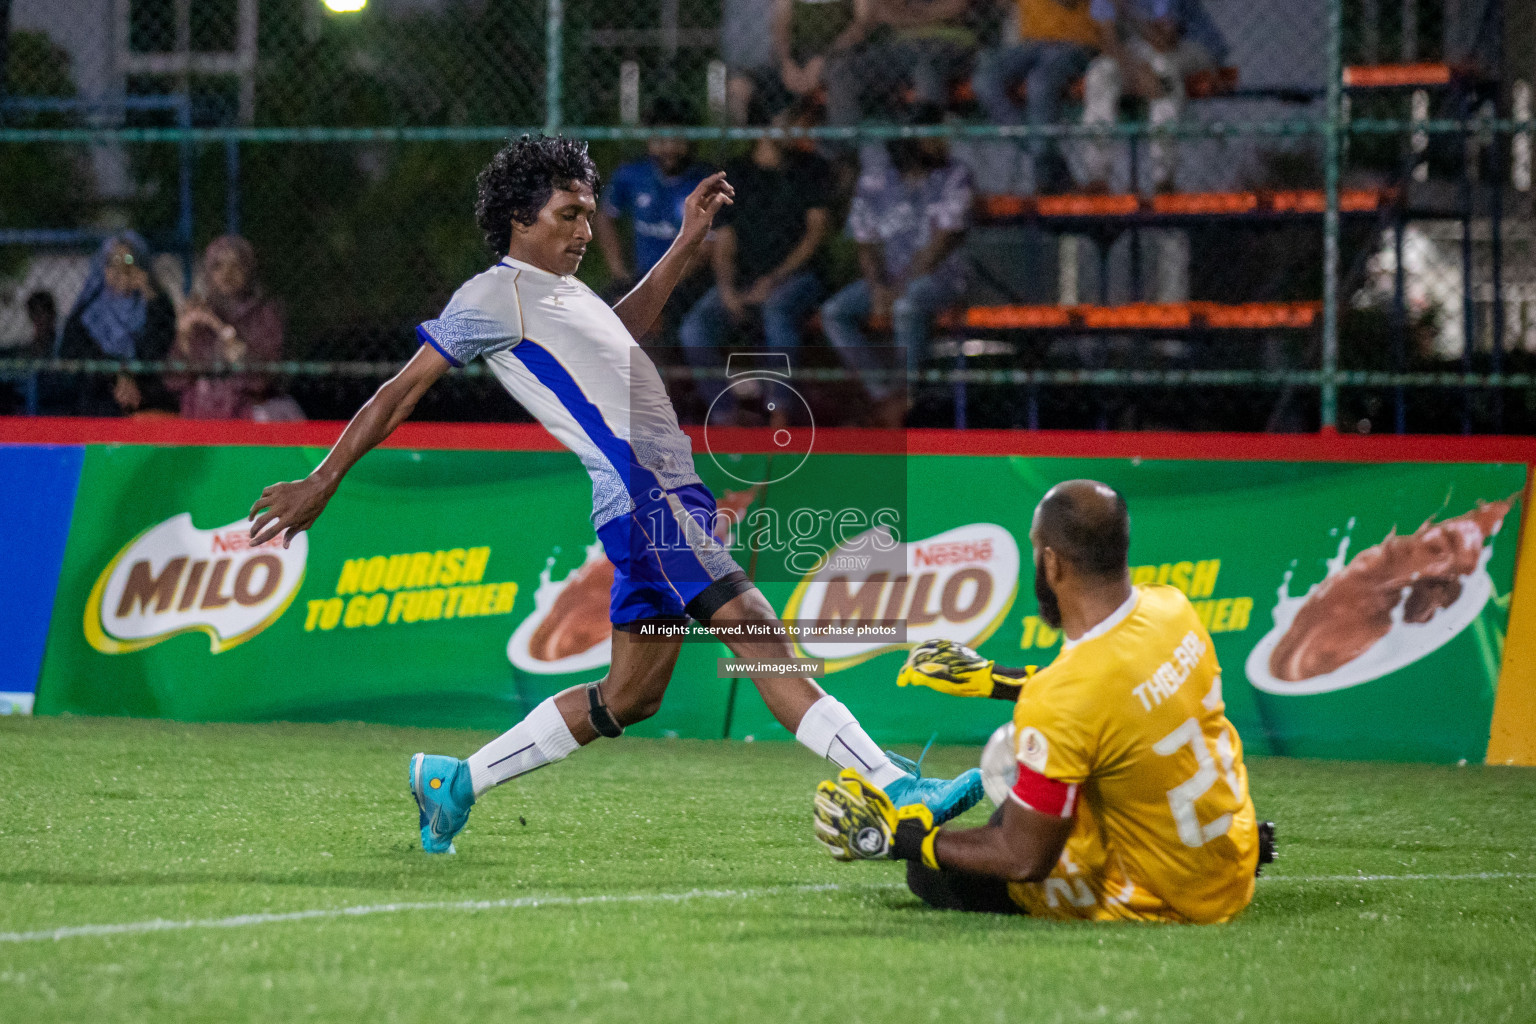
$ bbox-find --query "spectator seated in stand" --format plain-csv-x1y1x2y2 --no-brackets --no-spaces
680,101,834,427
727,0,875,126
0,290,57,415
1080,0,1228,194
594,99,715,299
820,107,974,427
825,0,979,125
57,232,177,418
1078,0,1228,303
972,0,1105,194
26,290,58,355
168,235,300,421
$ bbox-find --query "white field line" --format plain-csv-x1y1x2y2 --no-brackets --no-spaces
0,872,1531,945
0,883,849,944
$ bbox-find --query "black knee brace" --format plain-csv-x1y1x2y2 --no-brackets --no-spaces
587,679,624,738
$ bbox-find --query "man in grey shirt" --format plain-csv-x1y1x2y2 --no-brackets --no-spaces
821,123,973,427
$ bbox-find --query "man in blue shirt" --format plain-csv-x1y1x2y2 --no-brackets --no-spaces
594,100,714,293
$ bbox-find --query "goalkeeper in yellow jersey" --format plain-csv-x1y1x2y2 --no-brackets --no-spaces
814,480,1273,924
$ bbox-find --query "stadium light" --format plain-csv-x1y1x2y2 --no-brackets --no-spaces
324,0,367,12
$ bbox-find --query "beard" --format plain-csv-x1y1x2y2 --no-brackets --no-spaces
1034,554,1062,630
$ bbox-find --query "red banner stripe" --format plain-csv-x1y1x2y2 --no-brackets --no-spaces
4,417,1535,465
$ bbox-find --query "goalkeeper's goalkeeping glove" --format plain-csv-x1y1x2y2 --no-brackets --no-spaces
813,769,940,869
896,639,1003,698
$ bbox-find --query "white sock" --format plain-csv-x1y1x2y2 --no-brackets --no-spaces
794,695,905,789
467,696,581,797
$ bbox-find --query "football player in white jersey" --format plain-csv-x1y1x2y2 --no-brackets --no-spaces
249,135,983,854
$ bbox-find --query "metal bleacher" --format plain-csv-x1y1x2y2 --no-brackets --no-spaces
925,14,1518,432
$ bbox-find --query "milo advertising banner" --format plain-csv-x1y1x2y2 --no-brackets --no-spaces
27,437,1529,763
736,456,1525,763
41,444,542,728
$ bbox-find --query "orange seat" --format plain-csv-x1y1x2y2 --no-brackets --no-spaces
975,187,1397,223
1184,66,1240,98
1342,63,1456,88
1268,188,1394,213
941,67,1237,108
979,195,1034,219
1150,191,1259,215
945,301,1321,332
1081,302,1192,329
1192,301,1321,329
758,301,1317,354
1037,193,1140,217
961,305,1073,329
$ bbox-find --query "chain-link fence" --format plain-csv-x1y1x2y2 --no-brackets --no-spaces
1,0,1532,431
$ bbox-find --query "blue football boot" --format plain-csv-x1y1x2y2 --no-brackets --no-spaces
881,751,985,825
409,753,475,854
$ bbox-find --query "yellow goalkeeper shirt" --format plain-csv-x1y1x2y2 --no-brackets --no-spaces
1007,584,1259,923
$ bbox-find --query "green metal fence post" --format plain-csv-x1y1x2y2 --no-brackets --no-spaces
1321,0,1343,431
545,0,564,133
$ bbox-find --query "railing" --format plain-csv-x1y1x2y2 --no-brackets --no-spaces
0,0,1530,433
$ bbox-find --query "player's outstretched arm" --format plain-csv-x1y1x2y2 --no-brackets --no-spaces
611,171,734,339
930,797,1074,882
814,769,1071,882
247,344,451,547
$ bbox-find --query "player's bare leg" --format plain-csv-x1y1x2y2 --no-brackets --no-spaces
414,589,982,854
465,627,680,788
410,628,680,852
550,629,683,744
705,587,984,817
705,587,827,728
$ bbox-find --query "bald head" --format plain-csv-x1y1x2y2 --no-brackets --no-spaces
1032,480,1130,580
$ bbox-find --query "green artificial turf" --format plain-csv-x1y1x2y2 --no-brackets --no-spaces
1,715,1533,1023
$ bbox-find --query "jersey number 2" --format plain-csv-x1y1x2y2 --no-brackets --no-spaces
1152,717,1242,848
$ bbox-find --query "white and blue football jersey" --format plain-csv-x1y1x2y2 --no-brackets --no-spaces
417,256,703,529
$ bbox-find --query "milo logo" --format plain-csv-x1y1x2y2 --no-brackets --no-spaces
783,523,1020,671
84,514,307,654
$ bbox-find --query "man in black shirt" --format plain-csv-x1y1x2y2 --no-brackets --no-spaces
679,108,832,425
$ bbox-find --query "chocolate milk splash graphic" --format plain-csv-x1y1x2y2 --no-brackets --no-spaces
505,487,761,674
506,542,615,675
1245,499,1513,697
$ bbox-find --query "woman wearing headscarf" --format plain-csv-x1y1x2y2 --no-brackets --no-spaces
167,235,287,420
58,232,177,416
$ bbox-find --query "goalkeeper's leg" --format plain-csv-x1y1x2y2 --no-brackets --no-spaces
906,862,1023,914
904,808,1023,914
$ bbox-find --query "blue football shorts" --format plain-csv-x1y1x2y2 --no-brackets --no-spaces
596,482,753,629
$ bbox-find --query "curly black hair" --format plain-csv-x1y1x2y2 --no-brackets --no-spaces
474,135,600,255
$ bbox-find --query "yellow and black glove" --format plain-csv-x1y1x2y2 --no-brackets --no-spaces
813,768,940,869
896,639,1000,698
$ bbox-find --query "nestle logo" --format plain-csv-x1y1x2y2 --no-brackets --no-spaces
210,530,284,554
784,523,1021,670
913,540,994,567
